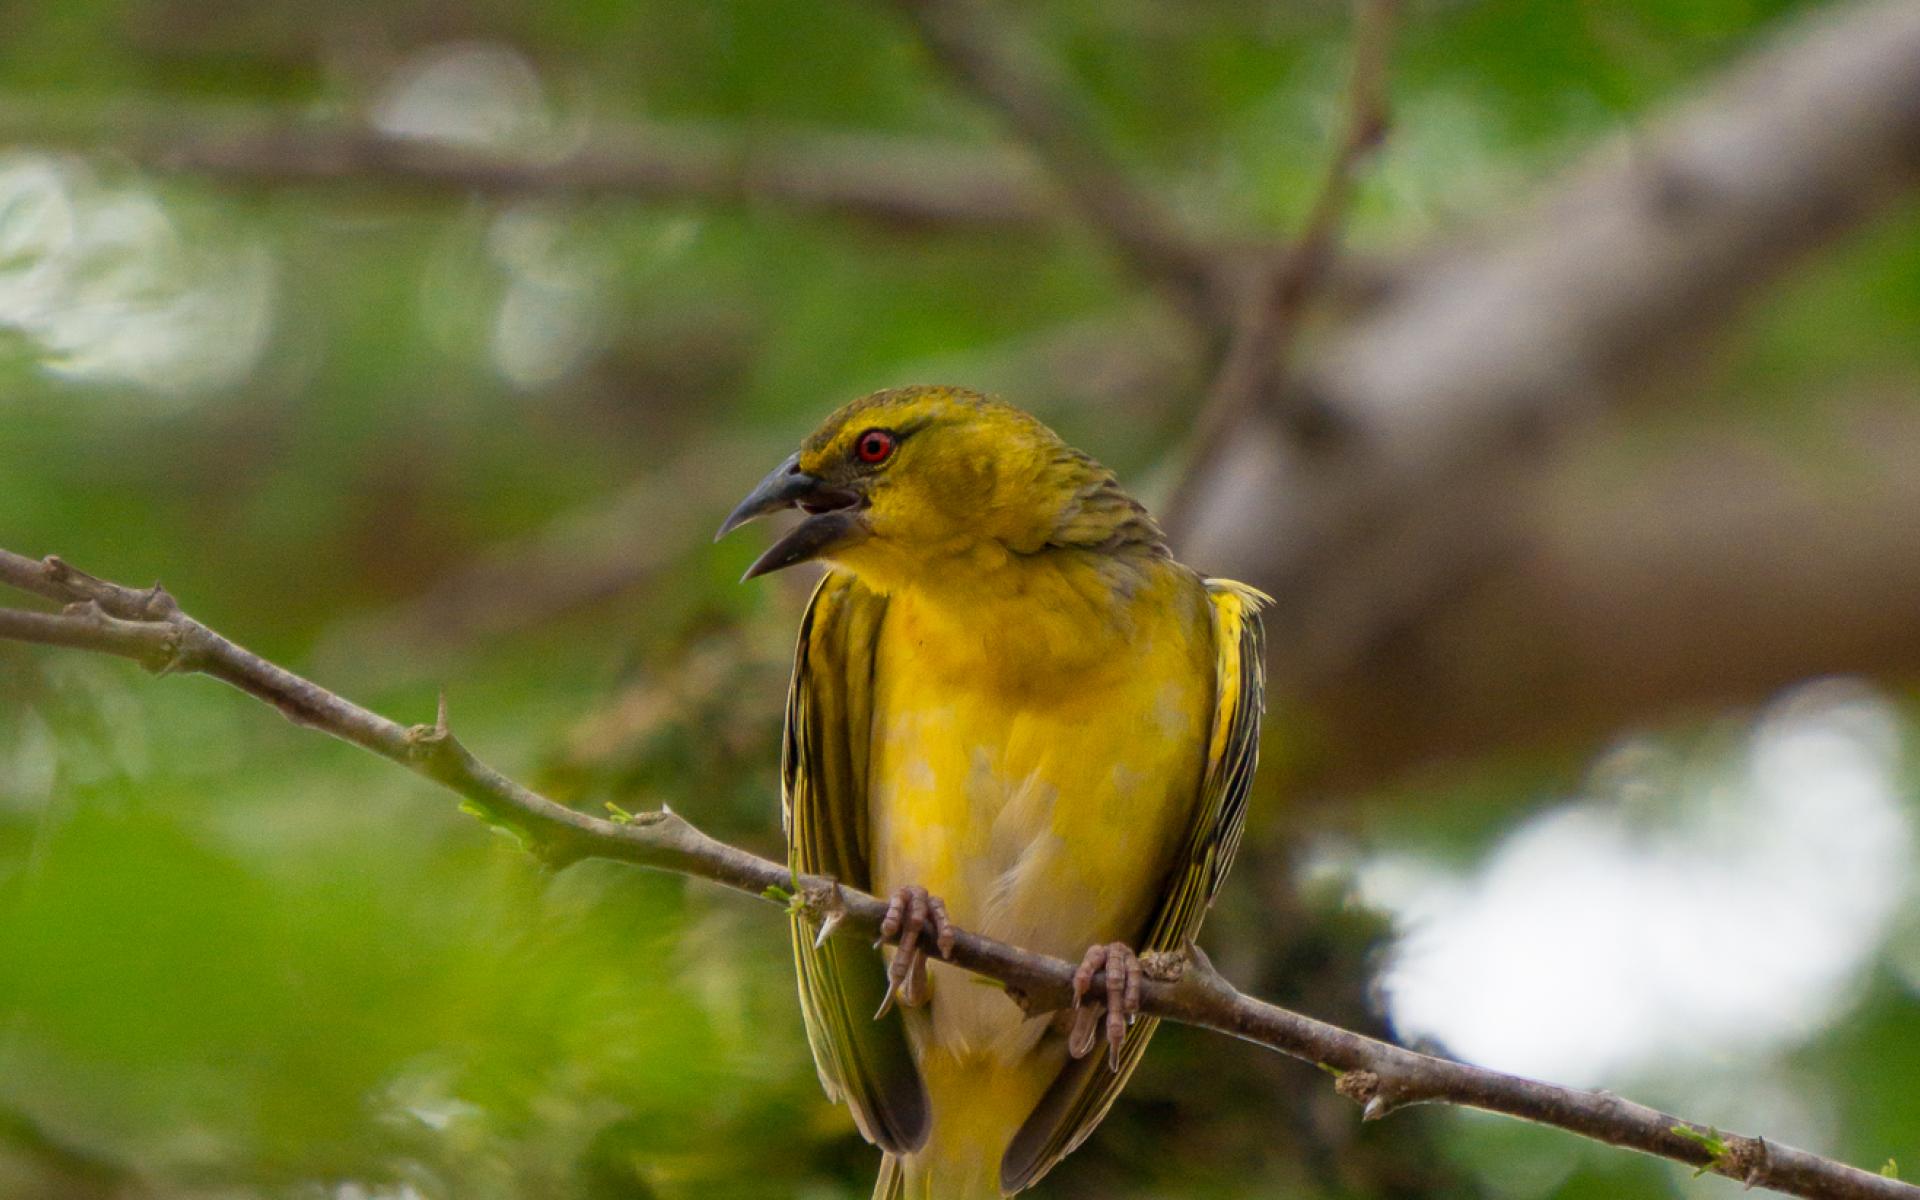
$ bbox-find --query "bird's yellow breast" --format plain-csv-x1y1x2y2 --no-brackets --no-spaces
866,554,1214,1060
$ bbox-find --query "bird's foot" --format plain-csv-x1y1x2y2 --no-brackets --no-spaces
874,885,955,1018
1068,942,1142,1072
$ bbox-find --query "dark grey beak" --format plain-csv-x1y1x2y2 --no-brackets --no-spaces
715,454,812,541
715,453,868,581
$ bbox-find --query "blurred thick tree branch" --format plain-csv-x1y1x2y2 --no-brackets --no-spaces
1175,0,1920,785
1296,396,1920,787
0,546,1913,1200
0,100,1061,231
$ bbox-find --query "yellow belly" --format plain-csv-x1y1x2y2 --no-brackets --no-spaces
866,565,1213,1065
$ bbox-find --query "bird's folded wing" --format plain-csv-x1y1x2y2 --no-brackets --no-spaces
1001,577,1268,1193
785,571,931,1155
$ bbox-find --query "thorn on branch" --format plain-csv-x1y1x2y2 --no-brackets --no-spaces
1732,1136,1773,1189
140,581,178,618
805,880,850,948
407,700,545,862
405,703,457,765
1334,1067,1413,1121
151,622,213,679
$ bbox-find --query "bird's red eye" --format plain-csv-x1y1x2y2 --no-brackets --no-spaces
854,429,896,464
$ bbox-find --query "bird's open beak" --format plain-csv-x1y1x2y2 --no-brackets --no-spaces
715,452,869,580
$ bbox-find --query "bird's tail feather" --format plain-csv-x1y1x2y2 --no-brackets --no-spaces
871,1153,1001,1200
873,1155,906,1200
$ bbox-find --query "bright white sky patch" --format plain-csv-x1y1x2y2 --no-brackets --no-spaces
1350,679,1914,1086
377,45,632,393
372,42,553,150
485,204,612,391
0,154,274,397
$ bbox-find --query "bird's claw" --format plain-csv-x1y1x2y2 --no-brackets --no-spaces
1068,941,1142,1072
874,885,955,1019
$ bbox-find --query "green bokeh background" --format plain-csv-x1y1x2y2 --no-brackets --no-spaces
1,1,1916,1197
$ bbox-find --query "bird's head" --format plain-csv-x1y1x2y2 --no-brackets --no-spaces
716,385,1157,591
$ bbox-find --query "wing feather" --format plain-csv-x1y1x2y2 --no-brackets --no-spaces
784,572,930,1154
1000,578,1268,1192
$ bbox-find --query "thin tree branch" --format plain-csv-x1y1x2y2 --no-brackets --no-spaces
1163,0,1401,537
885,0,1217,309
0,546,1909,1200
1299,393,1920,790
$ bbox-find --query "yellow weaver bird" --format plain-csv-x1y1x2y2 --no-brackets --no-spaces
718,386,1266,1198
